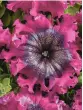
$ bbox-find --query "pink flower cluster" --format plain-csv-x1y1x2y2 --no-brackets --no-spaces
0,1,82,110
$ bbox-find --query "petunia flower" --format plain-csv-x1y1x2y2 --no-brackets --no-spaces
0,2,82,110
1,8,81,94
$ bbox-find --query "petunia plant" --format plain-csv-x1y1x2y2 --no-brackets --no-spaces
0,1,82,110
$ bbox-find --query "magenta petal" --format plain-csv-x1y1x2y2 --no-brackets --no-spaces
0,92,17,110
30,1,67,17
0,27,11,47
10,58,26,76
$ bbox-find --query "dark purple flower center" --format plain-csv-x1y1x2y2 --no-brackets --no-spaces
21,29,71,78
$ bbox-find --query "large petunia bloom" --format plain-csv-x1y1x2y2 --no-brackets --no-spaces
1,13,81,94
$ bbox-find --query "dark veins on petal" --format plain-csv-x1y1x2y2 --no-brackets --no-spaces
20,29,71,78
28,104,43,110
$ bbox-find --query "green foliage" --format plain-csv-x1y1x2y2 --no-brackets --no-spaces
65,3,81,15
58,89,75,107
2,10,11,27
0,59,10,75
58,72,82,106
0,60,11,97
78,72,82,84
0,1,25,33
0,78,11,97
0,59,20,97
12,8,25,22
78,24,82,38
10,75,20,94
0,4,5,18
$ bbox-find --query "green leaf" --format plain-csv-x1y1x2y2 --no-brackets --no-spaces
0,83,6,97
2,11,11,27
9,25,15,34
0,78,12,97
65,6,77,15
0,59,11,75
12,9,25,22
64,3,81,15
74,3,81,11
4,85,11,93
78,24,82,38
0,68,3,73
0,4,5,18
2,78,10,86
78,72,82,84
